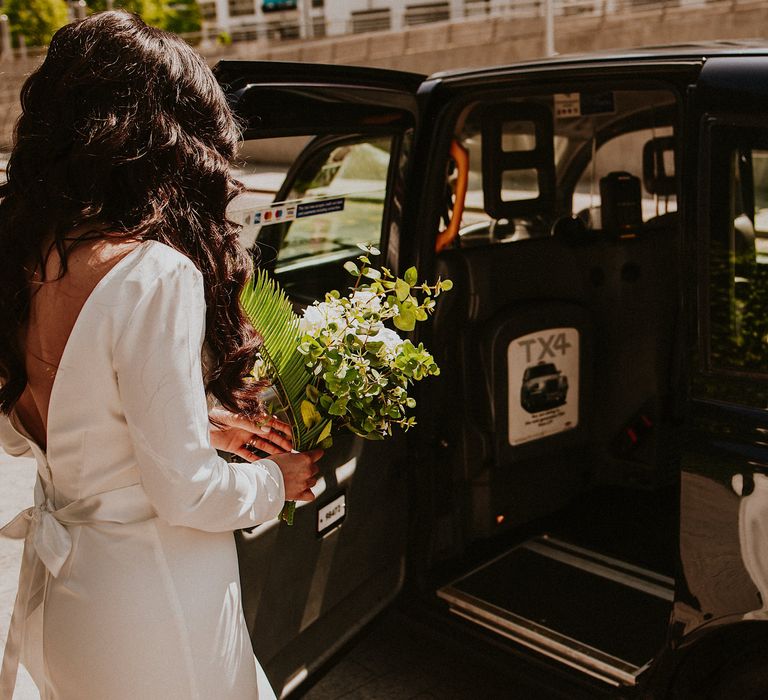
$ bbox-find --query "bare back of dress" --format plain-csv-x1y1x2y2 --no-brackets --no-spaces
14,238,143,452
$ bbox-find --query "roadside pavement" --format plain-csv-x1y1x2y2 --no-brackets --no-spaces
0,450,41,699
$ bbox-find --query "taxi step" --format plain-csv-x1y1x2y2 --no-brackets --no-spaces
437,536,674,687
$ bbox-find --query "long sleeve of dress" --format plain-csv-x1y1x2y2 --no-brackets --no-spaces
0,414,32,458
114,256,285,531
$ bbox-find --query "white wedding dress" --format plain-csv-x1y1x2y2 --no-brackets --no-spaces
0,240,284,699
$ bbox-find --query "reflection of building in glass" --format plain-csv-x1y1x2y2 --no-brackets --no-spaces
737,473,768,620
199,0,485,40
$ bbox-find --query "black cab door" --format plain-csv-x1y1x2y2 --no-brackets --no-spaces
214,61,423,696
670,56,768,690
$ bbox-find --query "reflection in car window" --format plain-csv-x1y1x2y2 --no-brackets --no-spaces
229,135,312,251
280,138,391,266
228,135,392,268
753,149,768,243
707,125,768,377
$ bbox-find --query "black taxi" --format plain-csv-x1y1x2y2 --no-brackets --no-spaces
214,43,768,698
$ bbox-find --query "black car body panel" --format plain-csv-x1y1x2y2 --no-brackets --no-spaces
218,44,768,697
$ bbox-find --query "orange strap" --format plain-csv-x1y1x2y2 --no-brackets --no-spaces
435,140,469,253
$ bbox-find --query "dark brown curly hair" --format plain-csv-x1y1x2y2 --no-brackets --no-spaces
0,10,265,418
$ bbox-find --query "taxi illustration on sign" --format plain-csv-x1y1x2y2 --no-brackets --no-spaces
520,361,569,414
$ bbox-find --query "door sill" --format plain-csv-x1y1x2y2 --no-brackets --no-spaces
437,535,673,687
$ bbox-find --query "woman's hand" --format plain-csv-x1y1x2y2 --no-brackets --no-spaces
209,408,293,460
269,449,324,502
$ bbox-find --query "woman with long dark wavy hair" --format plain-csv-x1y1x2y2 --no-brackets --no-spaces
0,10,322,699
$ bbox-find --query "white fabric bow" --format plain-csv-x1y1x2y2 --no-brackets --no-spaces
0,476,156,700
2,499,73,578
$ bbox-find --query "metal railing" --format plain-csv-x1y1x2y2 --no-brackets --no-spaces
178,0,745,48
0,0,744,59
0,0,755,147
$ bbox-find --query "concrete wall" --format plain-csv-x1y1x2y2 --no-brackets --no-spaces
224,0,768,73
0,59,43,150
1,0,767,148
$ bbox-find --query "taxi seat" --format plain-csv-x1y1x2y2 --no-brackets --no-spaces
433,213,680,537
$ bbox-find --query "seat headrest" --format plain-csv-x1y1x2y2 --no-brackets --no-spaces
642,136,676,197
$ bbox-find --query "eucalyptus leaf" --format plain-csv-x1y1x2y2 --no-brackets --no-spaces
328,398,349,416
395,278,410,302
394,309,416,332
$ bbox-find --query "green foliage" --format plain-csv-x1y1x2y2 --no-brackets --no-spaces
240,270,328,453
240,249,451,524
160,0,201,34
3,0,69,48
0,0,202,49
84,0,201,34
296,245,447,442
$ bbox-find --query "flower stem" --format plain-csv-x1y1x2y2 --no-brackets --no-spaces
280,500,297,525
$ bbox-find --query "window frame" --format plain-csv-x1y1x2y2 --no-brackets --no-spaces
239,127,411,276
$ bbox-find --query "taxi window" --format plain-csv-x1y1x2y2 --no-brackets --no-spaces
229,135,392,270
280,137,391,267
574,126,677,223
450,89,677,247
706,123,768,378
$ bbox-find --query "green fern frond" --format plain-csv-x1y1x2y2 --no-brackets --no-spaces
240,270,328,451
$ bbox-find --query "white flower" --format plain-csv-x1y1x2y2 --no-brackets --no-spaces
299,301,345,337
352,290,382,313
367,327,403,356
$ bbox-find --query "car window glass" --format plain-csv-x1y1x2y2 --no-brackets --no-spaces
753,149,768,236
449,89,677,247
501,168,539,201
229,135,312,251
574,126,677,223
229,135,392,269
706,125,768,379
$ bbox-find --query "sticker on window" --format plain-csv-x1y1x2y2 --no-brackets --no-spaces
507,328,579,446
555,93,581,119
296,196,345,218
555,92,615,119
238,196,347,227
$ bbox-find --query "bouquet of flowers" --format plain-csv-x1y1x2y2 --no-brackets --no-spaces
240,245,452,524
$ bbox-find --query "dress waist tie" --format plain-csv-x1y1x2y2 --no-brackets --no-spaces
0,476,156,699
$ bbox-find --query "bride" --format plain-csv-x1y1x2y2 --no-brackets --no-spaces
0,10,323,700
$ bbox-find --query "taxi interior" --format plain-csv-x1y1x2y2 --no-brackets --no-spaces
423,85,684,688
228,78,720,692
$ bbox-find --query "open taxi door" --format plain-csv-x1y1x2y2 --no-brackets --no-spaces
213,61,423,696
